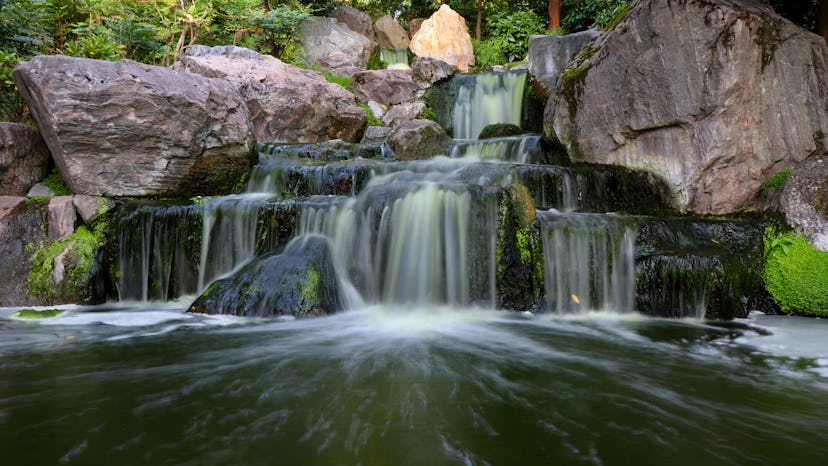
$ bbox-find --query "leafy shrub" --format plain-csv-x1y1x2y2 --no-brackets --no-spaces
484,9,546,63
760,168,792,197
562,0,628,32
250,4,311,59
472,37,507,69
763,230,828,316
64,26,125,61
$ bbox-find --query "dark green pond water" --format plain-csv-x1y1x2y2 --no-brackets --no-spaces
1,304,827,465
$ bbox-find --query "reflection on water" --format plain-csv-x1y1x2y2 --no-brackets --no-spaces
1,305,827,465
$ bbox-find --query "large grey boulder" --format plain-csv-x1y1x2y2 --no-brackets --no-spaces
330,5,375,41
13,55,255,198
302,17,376,71
350,69,421,106
0,123,50,196
374,15,409,50
528,29,601,99
546,0,828,214
176,45,366,144
780,154,828,252
188,235,344,318
387,119,451,160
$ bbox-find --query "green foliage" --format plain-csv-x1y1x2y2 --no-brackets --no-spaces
417,104,436,122
760,168,792,197
484,9,546,63
562,0,627,33
357,102,383,127
64,26,125,60
764,230,828,316
11,308,66,319
40,168,71,196
472,37,507,68
320,70,351,90
250,4,311,60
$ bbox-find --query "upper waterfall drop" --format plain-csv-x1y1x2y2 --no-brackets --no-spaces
380,48,410,69
452,71,528,140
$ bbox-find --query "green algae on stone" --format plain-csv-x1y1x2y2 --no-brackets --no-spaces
11,308,66,319
763,230,828,317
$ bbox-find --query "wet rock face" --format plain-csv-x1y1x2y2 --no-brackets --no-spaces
0,197,47,306
176,45,367,144
546,0,828,214
780,154,828,252
409,5,474,72
13,55,255,198
301,17,376,71
189,235,343,318
0,123,50,196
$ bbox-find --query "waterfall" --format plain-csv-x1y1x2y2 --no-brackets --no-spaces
197,194,273,291
540,211,637,313
380,48,409,70
452,71,528,140
447,135,542,163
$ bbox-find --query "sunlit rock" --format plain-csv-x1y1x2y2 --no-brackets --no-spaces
409,5,474,72
374,15,409,50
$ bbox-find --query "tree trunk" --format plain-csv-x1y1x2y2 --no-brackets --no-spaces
476,0,484,40
548,0,561,30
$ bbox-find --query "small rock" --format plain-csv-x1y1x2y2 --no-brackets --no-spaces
411,57,455,85
383,102,426,128
387,119,451,160
73,195,110,224
374,15,410,50
350,69,420,106
27,183,55,198
48,196,75,240
361,126,392,145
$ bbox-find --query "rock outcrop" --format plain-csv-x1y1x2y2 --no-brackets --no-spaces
0,123,50,196
387,119,451,160
411,56,455,85
189,235,344,317
13,55,255,198
528,29,601,99
546,0,828,214
330,5,374,41
409,5,474,72
302,17,376,71
780,154,828,251
350,69,421,106
0,196,47,306
374,15,410,50
176,45,366,144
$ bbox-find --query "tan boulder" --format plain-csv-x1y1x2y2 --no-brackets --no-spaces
409,5,474,72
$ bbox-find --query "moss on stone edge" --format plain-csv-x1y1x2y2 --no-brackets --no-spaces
28,224,104,303
763,230,828,316
760,168,791,197
357,102,384,127
300,268,321,311
11,308,66,319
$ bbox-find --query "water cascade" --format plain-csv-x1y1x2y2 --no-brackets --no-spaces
452,71,528,139
380,48,409,69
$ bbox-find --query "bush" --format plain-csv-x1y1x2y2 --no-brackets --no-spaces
763,230,828,316
472,37,508,68
562,0,628,32
484,9,546,63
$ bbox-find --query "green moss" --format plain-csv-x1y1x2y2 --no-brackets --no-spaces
301,268,321,306
320,70,352,90
604,4,630,31
516,227,532,264
417,105,436,122
11,308,66,319
28,224,104,303
560,64,589,116
40,168,71,196
763,230,828,316
357,102,384,127
760,168,791,197
756,21,781,71
367,47,386,70
232,171,250,193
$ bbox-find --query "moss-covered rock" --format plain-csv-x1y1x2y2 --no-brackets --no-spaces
763,231,828,317
478,123,524,140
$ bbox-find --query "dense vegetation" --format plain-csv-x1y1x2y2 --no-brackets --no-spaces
764,230,828,317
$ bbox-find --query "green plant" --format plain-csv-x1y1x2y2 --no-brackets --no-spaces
357,102,383,127
472,37,508,69
11,308,66,319
763,230,828,316
760,168,792,197
250,3,310,59
320,70,351,90
484,9,546,63
40,168,71,196
28,224,105,302
64,26,125,60
562,0,627,33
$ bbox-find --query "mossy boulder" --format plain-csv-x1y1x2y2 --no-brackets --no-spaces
763,231,828,317
188,235,343,318
478,123,524,140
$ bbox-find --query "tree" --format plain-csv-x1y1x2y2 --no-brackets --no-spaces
548,0,560,30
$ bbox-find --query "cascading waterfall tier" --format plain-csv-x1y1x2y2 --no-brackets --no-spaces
452,71,528,140
380,48,409,69
540,210,637,313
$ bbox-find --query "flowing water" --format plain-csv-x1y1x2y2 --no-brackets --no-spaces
2,72,827,464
